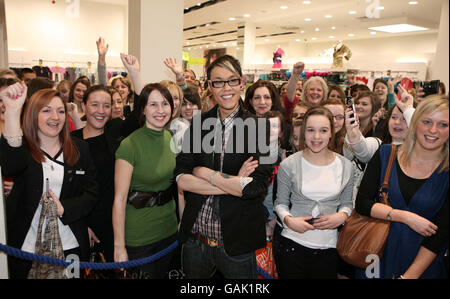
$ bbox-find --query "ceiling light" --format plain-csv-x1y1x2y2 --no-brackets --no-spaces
325,14,332,18
244,14,251,18
303,1,311,4
329,36,335,38
331,26,336,30
300,30,305,33
315,28,320,31
369,24,429,33
311,37,317,40
349,11,357,14
377,6,384,10
408,1,419,4
296,39,301,42
370,31,377,35
229,17,236,21
348,33,355,37
305,18,311,22
265,39,270,42
280,6,288,10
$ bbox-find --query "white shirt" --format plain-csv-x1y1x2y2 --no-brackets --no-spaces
281,157,343,249
21,153,79,253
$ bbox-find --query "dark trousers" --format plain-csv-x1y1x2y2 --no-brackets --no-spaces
125,233,177,279
274,235,338,279
182,236,258,279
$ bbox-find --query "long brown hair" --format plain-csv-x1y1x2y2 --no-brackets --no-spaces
324,98,346,155
299,106,335,152
22,89,79,166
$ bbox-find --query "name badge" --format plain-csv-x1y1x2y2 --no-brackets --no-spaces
76,170,85,175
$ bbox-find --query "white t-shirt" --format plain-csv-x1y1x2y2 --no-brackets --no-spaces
282,156,343,249
21,153,79,253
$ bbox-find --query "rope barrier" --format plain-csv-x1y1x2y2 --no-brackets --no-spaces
0,241,274,279
0,241,179,270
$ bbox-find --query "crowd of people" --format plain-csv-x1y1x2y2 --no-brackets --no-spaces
0,37,448,280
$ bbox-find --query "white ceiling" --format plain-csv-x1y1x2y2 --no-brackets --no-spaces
84,0,444,49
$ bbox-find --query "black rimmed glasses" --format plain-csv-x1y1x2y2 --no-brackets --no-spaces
209,78,241,88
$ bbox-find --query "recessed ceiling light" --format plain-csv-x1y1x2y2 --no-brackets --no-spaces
331,26,336,30
377,6,385,10
187,48,191,50
348,33,355,37
186,42,190,45
303,1,312,4
311,37,317,40
349,11,357,14
265,39,270,42
329,36,335,38
280,6,288,10
296,39,301,42
305,18,311,22
315,28,320,31
237,47,240,50
229,17,236,21
325,14,332,18
300,30,305,33
408,1,419,4
370,31,377,35
369,24,429,33
244,14,251,18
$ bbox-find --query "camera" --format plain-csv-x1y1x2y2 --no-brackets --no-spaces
414,80,440,97
346,96,356,124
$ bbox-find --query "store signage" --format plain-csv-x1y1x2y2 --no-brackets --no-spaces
188,57,206,65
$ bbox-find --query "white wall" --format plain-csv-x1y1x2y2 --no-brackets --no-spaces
5,0,128,69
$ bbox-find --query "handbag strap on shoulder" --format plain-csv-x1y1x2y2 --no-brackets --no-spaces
381,144,398,190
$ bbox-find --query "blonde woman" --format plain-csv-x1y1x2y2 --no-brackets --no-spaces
355,97,449,279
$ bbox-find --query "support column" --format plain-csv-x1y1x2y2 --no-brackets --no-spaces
431,0,449,89
0,0,8,69
128,0,184,84
236,22,256,69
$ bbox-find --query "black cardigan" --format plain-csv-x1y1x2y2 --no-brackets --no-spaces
0,136,99,271
174,101,273,256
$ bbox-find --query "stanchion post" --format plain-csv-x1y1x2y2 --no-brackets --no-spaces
0,168,9,278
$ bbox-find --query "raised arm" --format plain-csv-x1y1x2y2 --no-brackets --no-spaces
120,53,144,95
164,58,187,90
1,82,27,147
96,37,109,85
286,62,305,103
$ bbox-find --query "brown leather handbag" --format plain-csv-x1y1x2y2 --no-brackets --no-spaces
336,144,397,269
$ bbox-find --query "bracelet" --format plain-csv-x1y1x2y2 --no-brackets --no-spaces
210,171,219,186
3,131,23,146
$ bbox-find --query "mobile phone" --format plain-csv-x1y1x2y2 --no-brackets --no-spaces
347,97,356,124
306,218,319,225
420,80,440,97
46,178,50,199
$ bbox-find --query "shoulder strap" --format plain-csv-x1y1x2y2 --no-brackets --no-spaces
381,144,397,190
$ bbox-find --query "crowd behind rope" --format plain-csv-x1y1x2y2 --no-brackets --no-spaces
0,37,448,280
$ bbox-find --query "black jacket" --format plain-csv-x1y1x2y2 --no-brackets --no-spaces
0,136,99,275
174,101,272,256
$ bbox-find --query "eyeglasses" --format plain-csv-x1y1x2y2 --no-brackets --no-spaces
209,78,241,88
292,112,305,119
333,115,345,121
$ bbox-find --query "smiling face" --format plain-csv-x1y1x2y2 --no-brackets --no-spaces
389,106,408,143
355,96,373,121
374,82,388,101
180,99,199,121
304,115,332,154
306,81,324,106
73,82,87,104
83,91,112,131
415,109,449,152
251,86,272,117
37,97,66,140
111,92,124,119
328,89,343,102
145,90,172,131
113,78,130,101
209,66,242,119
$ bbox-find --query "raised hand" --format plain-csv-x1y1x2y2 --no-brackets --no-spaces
292,62,305,76
0,82,27,112
120,53,140,73
96,37,109,57
372,107,386,128
396,84,414,112
164,58,184,80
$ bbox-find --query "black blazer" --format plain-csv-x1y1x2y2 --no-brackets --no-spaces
0,136,99,267
174,101,272,256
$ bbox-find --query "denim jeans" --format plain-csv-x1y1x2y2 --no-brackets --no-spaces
125,233,177,279
182,236,258,279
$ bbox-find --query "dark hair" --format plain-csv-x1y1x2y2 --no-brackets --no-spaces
350,84,370,98
299,106,335,152
355,91,381,116
26,77,54,99
373,78,388,91
69,78,91,103
183,85,202,109
0,77,20,88
20,68,36,79
206,55,242,81
264,110,287,147
327,84,345,105
83,85,112,104
244,80,285,116
381,104,400,145
137,83,174,127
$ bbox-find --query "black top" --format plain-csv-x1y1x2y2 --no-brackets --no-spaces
355,149,449,254
174,101,273,256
